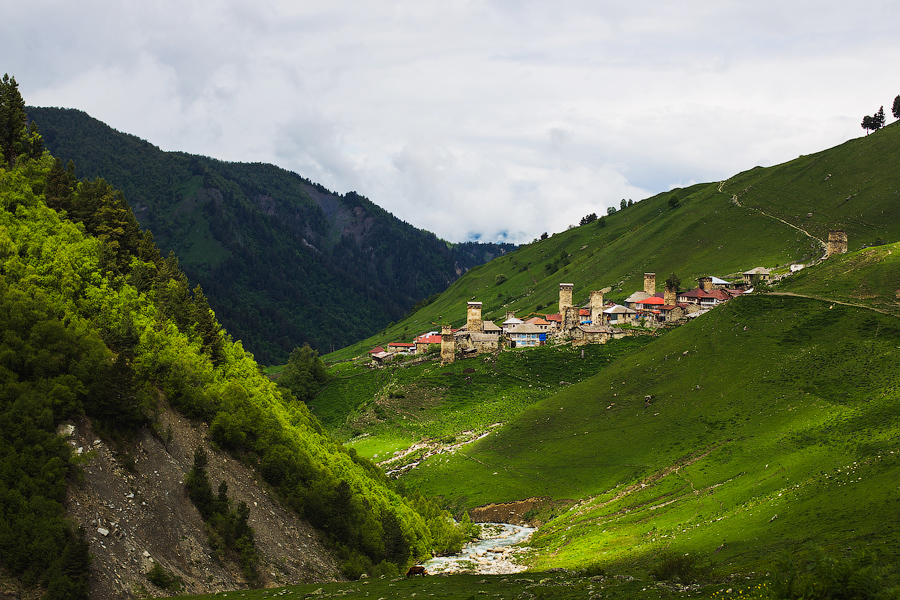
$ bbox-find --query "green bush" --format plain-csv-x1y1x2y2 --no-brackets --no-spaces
771,548,900,600
649,551,714,584
146,562,181,592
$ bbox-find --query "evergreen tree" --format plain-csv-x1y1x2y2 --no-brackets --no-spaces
0,73,29,165
874,106,886,129
665,273,681,292
277,344,332,402
893,95,900,120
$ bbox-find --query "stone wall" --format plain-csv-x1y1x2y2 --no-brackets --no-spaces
828,229,848,256
558,283,574,313
467,301,484,333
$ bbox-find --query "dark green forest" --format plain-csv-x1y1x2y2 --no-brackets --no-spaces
2,77,468,599
25,107,515,363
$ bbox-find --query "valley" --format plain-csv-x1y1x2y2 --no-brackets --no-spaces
3,77,900,600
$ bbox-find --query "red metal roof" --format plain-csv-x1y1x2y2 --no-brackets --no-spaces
415,335,442,345
679,288,711,298
388,342,415,347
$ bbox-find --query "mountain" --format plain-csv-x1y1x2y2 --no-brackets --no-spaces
0,145,475,597
26,107,515,364
330,120,900,359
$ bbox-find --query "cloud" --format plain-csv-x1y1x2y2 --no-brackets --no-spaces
6,0,900,243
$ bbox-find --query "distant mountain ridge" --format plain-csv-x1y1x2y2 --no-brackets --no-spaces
27,107,515,363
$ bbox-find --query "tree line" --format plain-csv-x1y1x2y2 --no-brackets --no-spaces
860,95,900,134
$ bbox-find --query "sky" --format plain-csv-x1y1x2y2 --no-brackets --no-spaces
4,1,898,244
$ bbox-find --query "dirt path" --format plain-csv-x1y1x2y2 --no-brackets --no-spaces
719,180,828,259
765,291,896,315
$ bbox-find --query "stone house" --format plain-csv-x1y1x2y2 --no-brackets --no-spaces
570,324,624,344
742,267,770,285
414,334,442,354
387,342,415,354
602,304,637,325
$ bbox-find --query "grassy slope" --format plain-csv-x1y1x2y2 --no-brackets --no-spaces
397,244,900,575
328,122,900,361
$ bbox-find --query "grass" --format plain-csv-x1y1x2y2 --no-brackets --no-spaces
395,291,900,576
315,337,654,445
162,571,779,600
162,131,900,600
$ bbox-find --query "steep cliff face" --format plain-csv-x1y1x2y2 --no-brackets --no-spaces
63,402,340,599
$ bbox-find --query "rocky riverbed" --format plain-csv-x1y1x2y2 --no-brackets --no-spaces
425,523,534,575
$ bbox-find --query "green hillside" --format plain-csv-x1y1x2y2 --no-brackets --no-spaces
1,80,477,595
330,121,900,360
26,107,514,363
306,121,900,586
388,246,900,576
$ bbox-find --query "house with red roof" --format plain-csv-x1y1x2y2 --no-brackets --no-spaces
414,334,442,354
387,342,415,354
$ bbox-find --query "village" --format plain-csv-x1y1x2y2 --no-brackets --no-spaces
368,230,848,365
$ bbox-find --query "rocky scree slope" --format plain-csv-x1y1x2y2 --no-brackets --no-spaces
61,403,339,599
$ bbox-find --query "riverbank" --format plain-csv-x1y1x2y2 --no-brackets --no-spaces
425,523,534,575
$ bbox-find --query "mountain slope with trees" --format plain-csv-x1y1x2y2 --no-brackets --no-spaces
26,107,514,364
2,78,472,598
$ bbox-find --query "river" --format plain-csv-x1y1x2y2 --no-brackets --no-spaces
425,523,534,575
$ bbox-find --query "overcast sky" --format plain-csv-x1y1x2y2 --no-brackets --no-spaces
4,1,898,244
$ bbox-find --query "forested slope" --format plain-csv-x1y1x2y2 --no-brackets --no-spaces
2,78,469,599
27,106,514,363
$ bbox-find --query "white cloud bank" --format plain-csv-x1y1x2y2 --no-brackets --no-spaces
4,0,899,243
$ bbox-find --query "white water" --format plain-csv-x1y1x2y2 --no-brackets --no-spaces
425,523,534,575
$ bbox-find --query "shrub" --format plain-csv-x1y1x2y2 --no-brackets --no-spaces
581,563,607,578
770,548,899,600
146,562,181,592
649,551,714,584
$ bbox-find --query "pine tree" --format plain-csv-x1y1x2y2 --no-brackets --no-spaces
0,73,29,165
893,95,900,120
874,106,886,129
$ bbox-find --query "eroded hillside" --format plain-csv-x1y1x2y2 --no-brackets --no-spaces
62,405,339,599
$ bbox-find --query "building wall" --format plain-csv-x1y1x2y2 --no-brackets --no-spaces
644,273,656,296
828,229,848,256
440,326,455,364
467,302,484,333
590,290,604,324
559,283,574,313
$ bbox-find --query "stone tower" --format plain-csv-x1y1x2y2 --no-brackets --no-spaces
698,276,713,292
590,290,605,324
559,283,574,314
563,306,580,332
664,285,677,306
827,230,848,257
644,273,656,296
440,325,455,364
467,301,484,333
505,310,516,322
